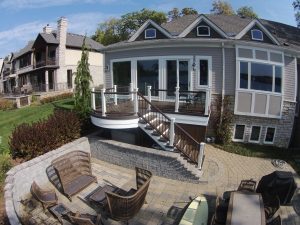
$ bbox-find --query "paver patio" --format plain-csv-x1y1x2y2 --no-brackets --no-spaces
19,144,300,225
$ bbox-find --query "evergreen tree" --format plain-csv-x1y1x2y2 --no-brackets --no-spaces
74,37,93,119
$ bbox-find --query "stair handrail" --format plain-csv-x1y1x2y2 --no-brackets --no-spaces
137,92,201,164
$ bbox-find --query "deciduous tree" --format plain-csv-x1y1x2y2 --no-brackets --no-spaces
293,0,300,27
181,7,198,16
237,6,258,18
168,8,180,20
211,0,235,15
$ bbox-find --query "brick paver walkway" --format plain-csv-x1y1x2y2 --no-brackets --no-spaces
21,145,300,225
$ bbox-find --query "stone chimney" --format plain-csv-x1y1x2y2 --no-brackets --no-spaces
56,17,68,89
43,24,52,34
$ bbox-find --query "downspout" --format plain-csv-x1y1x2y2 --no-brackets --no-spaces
220,42,225,122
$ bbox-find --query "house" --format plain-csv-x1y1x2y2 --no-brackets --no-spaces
91,14,300,155
1,17,104,94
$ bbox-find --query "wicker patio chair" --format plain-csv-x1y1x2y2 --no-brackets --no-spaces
105,167,152,223
263,193,280,220
52,151,97,201
67,211,102,225
237,179,257,192
267,215,282,225
30,181,58,210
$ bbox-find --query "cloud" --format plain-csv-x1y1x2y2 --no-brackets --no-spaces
0,0,117,10
0,12,116,57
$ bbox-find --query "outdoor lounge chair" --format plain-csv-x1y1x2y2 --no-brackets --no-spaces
30,181,58,210
67,211,102,225
51,151,97,201
237,179,257,192
104,167,152,223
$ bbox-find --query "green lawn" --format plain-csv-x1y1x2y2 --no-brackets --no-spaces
214,142,300,174
0,98,74,154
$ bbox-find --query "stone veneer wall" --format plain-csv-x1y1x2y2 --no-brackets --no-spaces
4,137,90,225
207,94,296,148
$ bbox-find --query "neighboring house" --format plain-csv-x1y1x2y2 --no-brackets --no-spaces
91,14,300,151
1,54,14,93
1,17,104,94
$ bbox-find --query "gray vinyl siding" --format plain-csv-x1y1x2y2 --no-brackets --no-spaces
224,48,236,95
284,56,296,102
105,47,224,94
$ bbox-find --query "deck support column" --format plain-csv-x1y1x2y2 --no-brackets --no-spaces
134,88,139,116
198,142,205,170
169,118,175,147
175,86,180,113
45,70,49,92
147,85,151,111
130,83,134,101
114,85,117,105
91,87,96,110
205,90,210,116
101,88,106,117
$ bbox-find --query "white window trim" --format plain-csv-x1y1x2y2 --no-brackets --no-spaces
264,126,276,144
249,125,262,143
251,29,264,41
145,28,156,39
197,26,210,37
195,56,212,89
233,124,246,142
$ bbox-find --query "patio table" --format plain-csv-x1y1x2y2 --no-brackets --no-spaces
226,191,265,225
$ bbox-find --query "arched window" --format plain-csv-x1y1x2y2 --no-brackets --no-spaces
145,28,156,39
197,26,210,36
251,29,263,41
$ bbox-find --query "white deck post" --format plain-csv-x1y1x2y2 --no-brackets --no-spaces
91,87,96,110
130,83,134,101
101,88,106,117
147,85,152,110
169,118,175,147
175,86,180,113
114,85,117,105
134,88,139,115
198,142,205,170
205,90,209,116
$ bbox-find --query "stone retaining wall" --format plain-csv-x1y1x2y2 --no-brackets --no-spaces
4,137,90,225
90,138,200,182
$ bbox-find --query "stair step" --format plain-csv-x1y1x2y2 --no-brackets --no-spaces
158,137,168,142
151,131,160,136
145,125,153,130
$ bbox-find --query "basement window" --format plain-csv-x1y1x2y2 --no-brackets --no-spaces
145,28,156,39
249,126,261,143
264,127,276,144
233,124,245,141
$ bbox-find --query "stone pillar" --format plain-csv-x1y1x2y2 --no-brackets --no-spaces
56,17,68,91
45,70,49,92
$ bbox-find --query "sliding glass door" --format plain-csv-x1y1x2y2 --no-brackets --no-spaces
166,59,190,97
113,61,131,87
137,60,159,96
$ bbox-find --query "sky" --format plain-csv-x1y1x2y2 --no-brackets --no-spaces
0,0,297,58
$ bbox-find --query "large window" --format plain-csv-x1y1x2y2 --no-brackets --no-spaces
239,62,282,93
251,63,273,92
113,61,131,86
137,60,159,96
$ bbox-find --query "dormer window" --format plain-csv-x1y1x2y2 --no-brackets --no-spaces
197,26,210,37
145,28,156,39
251,29,263,41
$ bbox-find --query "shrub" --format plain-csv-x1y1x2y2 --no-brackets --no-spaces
0,98,15,110
212,95,233,145
9,110,81,160
0,154,12,182
40,92,73,104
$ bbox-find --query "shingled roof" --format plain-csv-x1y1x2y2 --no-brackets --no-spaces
160,14,300,48
14,41,34,59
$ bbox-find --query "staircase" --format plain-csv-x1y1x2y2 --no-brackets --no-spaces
137,92,204,178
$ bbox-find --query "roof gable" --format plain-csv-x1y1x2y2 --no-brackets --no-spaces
179,14,228,38
235,19,280,45
184,20,224,39
129,20,173,42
